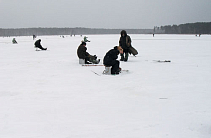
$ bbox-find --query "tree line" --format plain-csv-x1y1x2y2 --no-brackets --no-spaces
2,22,210,36
0,28,164,37
160,22,211,34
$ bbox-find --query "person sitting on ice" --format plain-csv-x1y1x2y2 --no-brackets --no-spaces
12,38,18,44
103,46,123,75
34,39,47,50
77,42,100,64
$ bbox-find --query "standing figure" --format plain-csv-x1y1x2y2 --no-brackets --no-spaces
33,35,36,40
34,39,47,50
77,42,100,64
119,30,132,62
103,46,123,75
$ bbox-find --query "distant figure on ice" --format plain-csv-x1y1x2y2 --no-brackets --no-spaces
34,39,47,50
33,35,36,40
103,46,123,75
12,38,18,44
83,36,90,42
153,33,155,37
77,42,100,64
119,30,132,62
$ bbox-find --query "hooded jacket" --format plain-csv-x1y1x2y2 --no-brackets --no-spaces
119,30,132,51
103,46,120,65
77,44,90,59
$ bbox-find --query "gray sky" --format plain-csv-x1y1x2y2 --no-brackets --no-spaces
0,0,211,29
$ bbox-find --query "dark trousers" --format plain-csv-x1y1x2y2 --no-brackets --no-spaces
35,45,47,50
85,57,91,64
105,60,119,74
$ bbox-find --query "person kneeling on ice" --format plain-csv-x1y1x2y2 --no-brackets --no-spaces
103,46,123,75
77,42,100,64
12,38,18,44
34,39,47,50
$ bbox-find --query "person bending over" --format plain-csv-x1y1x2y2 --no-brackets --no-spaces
103,46,123,75
34,39,47,50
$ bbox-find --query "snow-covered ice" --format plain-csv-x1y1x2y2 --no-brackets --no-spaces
0,34,211,138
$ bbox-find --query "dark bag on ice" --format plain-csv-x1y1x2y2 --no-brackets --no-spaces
128,46,138,56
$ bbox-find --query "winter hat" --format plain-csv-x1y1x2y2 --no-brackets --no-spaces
120,30,127,36
114,46,118,50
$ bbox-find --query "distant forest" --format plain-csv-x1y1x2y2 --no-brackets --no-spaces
0,22,211,36
0,28,163,37
160,22,211,34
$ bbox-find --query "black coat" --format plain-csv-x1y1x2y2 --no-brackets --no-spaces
103,46,120,65
34,40,41,47
119,30,131,52
77,45,89,59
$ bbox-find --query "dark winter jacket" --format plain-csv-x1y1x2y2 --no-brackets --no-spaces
103,46,120,65
119,30,132,52
34,39,42,47
77,44,90,59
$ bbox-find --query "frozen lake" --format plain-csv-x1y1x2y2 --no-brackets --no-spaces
0,34,211,138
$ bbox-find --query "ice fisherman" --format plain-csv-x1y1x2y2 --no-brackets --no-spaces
34,39,47,50
33,35,36,40
77,42,100,64
103,46,123,75
119,30,132,62
12,38,18,44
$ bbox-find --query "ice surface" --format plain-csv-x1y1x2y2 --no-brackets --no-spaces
0,34,211,138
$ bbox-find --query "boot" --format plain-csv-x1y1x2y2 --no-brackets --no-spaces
91,59,100,64
124,53,129,62
116,67,121,74
85,58,92,64
96,59,100,64
120,54,124,61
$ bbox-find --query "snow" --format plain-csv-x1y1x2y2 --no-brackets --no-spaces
0,34,211,138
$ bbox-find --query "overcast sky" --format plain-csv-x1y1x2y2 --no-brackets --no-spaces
0,0,211,29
